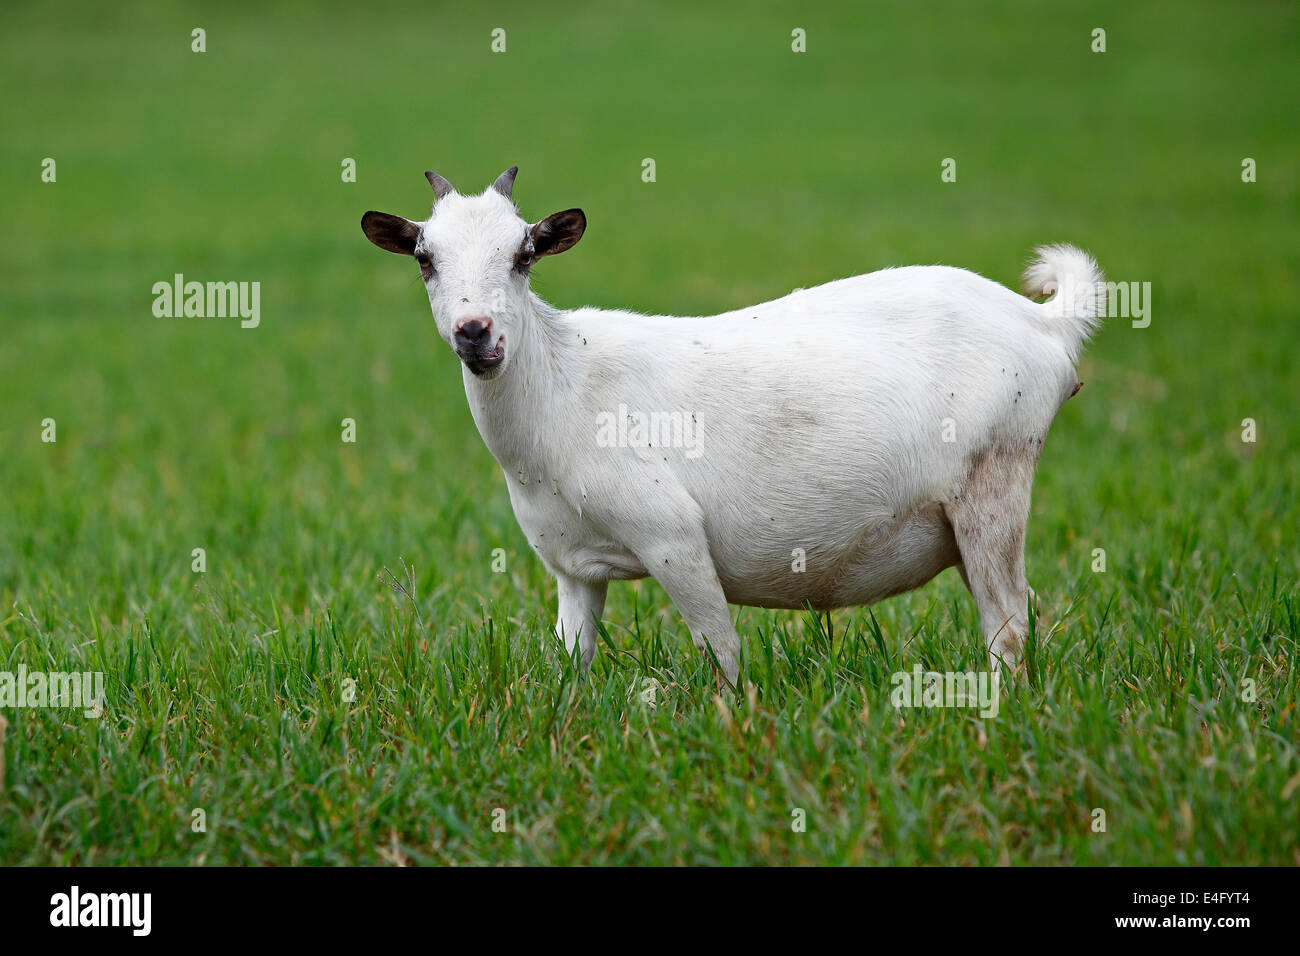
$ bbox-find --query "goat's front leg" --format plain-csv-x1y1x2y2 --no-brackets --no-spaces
630,530,741,688
554,574,608,671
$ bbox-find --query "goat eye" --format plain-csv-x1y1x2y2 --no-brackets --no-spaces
416,255,433,271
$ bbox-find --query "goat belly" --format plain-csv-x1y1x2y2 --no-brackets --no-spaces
710,500,961,610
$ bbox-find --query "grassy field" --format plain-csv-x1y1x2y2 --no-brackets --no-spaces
1,0,1297,865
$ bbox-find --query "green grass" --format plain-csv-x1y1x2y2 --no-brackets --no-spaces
1,0,1297,864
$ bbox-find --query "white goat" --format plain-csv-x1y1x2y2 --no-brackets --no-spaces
362,167,1103,686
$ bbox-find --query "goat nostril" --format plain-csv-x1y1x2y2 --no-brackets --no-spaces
460,298,469,304
455,318,493,347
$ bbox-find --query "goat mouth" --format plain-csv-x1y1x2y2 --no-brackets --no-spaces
460,342,505,376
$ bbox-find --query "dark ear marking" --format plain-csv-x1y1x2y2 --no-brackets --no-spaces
531,208,586,259
361,211,421,256
425,171,455,200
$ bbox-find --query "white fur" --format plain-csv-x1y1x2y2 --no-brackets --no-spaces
366,180,1104,685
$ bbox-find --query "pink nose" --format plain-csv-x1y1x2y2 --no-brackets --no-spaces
453,317,493,351
453,316,493,334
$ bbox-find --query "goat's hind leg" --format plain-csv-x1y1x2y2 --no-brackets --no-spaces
943,440,1040,672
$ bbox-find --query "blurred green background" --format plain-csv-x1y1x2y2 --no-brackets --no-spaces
0,0,1296,864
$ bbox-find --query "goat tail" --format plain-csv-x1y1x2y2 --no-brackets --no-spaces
1021,243,1104,362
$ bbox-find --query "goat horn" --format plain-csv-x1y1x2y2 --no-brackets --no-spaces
425,171,455,200
491,166,518,200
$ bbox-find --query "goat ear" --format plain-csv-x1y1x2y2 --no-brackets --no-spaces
361,211,420,256
531,209,586,258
